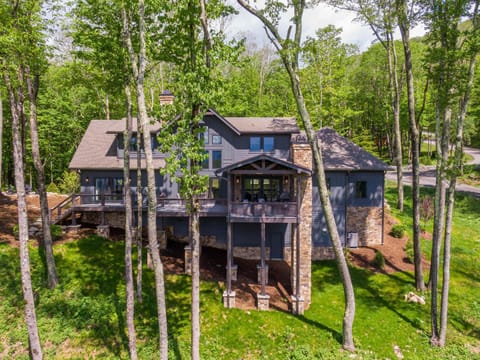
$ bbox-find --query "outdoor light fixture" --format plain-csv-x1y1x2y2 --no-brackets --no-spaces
85,176,89,183
284,176,289,185
235,176,240,184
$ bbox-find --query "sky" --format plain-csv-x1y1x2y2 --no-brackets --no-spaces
226,3,426,52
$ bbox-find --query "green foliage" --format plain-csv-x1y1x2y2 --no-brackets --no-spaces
57,170,80,194
12,224,19,238
373,250,385,269
391,224,405,238
46,182,59,193
49,225,62,240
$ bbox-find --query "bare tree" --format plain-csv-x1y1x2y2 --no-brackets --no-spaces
121,3,169,358
4,68,43,360
237,0,355,351
0,89,3,192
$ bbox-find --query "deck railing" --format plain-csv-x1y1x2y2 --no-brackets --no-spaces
230,201,297,217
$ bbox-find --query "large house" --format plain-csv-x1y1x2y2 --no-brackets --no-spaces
66,102,390,313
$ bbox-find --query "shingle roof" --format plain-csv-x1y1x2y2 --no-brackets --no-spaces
69,119,165,170
223,117,299,134
317,128,391,171
215,154,311,176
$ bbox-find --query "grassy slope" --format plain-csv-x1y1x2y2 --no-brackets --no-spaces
0,185,479,359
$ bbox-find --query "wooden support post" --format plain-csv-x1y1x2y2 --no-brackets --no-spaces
260,221,266,296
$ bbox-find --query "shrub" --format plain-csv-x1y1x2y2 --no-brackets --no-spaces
12,224,19,238
373,250,385,269
391,224,405,238
405,238,414,263
46,182,60,193
58,170,80,194
50,224,63,240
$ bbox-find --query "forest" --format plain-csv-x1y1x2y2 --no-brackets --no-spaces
1,0,480,359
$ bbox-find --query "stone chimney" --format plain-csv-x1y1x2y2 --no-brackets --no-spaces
159,90,174,105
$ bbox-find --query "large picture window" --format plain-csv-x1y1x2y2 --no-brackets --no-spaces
95,177,124,202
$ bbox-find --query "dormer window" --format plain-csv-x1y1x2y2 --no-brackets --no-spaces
250,136,275,152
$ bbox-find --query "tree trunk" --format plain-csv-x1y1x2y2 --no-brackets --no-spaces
5,71,43,360
124,82,138,359
136,127,143,303
0,89,3,192
387,33,404,211
398,4,425,291
190,199,200,360
25,68,59,289
121,3,169,357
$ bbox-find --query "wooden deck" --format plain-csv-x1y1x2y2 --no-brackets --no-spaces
49,194,299,224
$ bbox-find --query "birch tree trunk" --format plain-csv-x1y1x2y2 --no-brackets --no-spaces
136,128,143,303
397,2,425,291
190,199,200,360
25,68,59,289
4,70,43,360
237,0,356,350
124,82,138,359
121,3,168,357
386,33,404,211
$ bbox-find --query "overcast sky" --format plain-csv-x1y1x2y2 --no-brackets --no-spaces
226,3,426,52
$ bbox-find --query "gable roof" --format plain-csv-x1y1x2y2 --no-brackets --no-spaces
215,154,311,176
224,117,299,134
69,119,165,170
206,109,299,135
317,128,391,171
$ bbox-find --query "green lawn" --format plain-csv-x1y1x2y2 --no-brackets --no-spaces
0,185,479,359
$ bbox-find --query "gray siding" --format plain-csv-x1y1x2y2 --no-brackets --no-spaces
312,171,384,247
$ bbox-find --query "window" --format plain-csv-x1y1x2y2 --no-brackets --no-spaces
355,181,367,199
263,137,274,152
212,135,222,144
249,136,275,152
250,136,261,151
212,150,222,168
95,177,124,201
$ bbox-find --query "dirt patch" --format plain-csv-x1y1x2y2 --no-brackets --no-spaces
0,192,67,246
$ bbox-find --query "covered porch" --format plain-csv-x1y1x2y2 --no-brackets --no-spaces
216,154,311,312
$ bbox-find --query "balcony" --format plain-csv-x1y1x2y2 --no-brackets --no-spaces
229,201,298,223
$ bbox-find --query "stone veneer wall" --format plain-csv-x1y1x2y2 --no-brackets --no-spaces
312,246,335,260
346,207,383,246
291,141,312,307
233,247,271,260
82,212,125,228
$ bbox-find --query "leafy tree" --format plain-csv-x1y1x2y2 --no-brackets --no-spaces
159,1,238,357
424,0,480,346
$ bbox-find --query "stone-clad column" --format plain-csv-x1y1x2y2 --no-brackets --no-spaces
291,138,312,309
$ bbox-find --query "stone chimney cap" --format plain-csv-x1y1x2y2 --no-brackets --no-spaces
159,90,174,105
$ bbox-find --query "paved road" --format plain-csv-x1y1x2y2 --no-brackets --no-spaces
386,145,480,198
